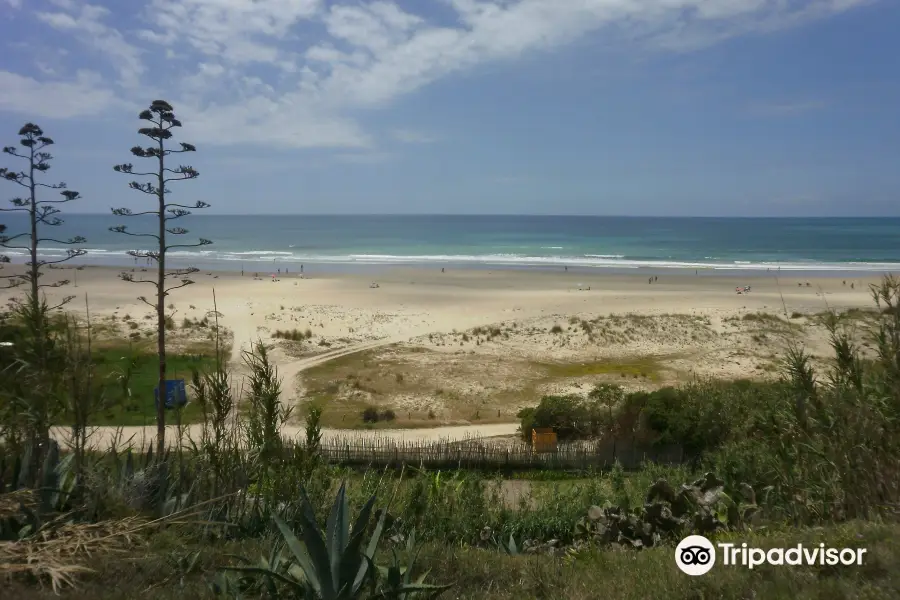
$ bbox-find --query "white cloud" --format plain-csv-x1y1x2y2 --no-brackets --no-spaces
140,0,322,66
0,70,122,118
1,0,878,148
35,2,145,89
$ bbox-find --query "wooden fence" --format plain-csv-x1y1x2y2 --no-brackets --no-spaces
317,435,685,471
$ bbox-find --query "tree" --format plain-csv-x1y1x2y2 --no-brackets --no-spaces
111,100,211,455
0,224,9,277
0,123,86,308
0,123,85,473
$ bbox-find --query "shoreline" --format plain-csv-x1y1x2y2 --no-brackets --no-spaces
6,256,900,279
7,261,892,285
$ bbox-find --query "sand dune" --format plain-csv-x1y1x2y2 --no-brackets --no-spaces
3,264,884,442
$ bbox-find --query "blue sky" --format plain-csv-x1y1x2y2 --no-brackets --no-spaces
0,0,898,216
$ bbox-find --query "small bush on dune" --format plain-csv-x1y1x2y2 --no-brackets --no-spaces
360,406,397,423
272,328,313,341
362,406,380,423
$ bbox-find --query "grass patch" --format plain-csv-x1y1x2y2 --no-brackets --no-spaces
5,520,898,599
812,307,880,325
60,342,219,426
538,357,666,381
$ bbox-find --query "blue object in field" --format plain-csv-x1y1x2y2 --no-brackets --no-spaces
154,379,187,410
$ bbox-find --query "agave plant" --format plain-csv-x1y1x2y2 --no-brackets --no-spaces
496,533,520,556
223,481,450,599
376,530,451,600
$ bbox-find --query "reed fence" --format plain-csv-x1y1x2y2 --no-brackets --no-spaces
317,435,685,471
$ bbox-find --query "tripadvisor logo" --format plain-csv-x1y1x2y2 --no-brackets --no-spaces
675,535,867,575
676,535,716,576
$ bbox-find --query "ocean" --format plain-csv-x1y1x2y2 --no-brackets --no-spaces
2,214,899,275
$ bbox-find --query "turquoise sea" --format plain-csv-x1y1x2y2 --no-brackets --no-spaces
3,214,900,274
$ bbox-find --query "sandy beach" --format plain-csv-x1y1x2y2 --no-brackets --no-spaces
2,263,884,447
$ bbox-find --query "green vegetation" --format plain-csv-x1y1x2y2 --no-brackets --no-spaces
538,356,665,380
84,343,217,426
272,327,314,341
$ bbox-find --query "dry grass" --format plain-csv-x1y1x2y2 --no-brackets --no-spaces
297,309,868,428
0,517,149,594
89,316,232,357
300,346,673,428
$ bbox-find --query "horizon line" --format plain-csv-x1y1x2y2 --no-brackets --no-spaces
57,213,900,219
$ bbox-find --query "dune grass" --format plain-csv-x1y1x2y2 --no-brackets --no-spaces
537,356,666,381
300,348,671,428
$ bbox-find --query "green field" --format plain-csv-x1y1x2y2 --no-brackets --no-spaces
64,343,219,426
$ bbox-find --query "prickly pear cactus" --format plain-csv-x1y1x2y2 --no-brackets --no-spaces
575,473,759,549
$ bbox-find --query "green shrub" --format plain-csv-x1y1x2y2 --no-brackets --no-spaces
362,406,380,423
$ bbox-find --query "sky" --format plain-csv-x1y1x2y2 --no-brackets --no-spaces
0,0,898,217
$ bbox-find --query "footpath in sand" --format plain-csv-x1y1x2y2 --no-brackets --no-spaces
50,422,519,451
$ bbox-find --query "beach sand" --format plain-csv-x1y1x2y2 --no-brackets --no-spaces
2,264,883,446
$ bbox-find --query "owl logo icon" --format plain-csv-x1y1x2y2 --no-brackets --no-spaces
675,535,716,576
